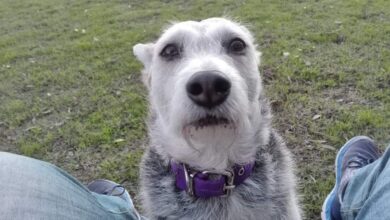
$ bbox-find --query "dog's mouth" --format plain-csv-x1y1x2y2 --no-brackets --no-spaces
189,115,231,128
182,114,236,150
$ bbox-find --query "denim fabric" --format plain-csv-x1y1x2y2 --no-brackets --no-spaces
341,145,390,220
0,152,142,220
4,143,390,220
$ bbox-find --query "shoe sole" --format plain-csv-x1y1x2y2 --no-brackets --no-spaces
321,136,372,220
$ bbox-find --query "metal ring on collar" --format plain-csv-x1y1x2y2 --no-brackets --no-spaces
183,164,195,196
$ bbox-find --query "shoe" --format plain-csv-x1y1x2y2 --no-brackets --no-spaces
87,179,143,220
87,179,132,204
321,136,380,220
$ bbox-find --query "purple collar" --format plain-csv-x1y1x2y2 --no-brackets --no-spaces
170,161,255,198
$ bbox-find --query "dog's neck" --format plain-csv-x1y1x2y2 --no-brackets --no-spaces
170,160,255,198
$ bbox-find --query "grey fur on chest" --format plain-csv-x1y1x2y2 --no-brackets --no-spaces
139,132,293,220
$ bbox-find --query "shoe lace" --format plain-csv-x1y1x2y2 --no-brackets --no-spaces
107,185,126,196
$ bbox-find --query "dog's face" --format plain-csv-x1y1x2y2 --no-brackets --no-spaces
134,18,264,169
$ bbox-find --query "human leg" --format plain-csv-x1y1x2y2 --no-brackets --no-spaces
321,136,381,220
0,152,142,220
341,144,390,220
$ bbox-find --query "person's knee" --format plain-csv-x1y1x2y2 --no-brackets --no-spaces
0,151,50,177
0,151,24,164
0,151,35,165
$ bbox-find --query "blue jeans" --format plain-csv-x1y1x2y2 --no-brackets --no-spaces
0,152,143,220
2,146,390,220
341,146,390,220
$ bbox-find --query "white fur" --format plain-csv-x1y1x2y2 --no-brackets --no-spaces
134,18,264,171
134,18,301,219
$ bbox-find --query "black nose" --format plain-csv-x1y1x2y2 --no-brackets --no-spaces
186,72,231,108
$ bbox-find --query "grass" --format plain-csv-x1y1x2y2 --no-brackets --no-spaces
0,0,389,219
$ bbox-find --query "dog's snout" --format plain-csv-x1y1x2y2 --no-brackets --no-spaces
186,72,231,108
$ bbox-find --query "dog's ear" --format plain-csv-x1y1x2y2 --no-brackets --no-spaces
133,43,154,88
133,43,154,68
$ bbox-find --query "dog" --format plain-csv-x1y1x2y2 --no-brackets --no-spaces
133,17,301,220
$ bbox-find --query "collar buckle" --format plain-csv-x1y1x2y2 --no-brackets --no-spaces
202,169,235,196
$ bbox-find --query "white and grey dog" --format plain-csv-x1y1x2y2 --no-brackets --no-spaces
133,18,301,220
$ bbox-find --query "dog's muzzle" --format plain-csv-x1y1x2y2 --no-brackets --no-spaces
186,71,231,109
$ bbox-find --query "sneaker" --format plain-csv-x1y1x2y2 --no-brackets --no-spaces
321,136,380,220
87,179,132,204
87,179,143,220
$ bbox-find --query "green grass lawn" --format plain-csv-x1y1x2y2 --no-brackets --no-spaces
0,0,389,219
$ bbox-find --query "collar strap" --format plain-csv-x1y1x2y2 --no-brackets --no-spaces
170,161,255,198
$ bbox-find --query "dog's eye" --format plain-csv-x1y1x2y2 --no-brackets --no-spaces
160,44,180,60
228,38,246,54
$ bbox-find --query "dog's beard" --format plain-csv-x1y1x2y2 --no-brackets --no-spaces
182,116,237,152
